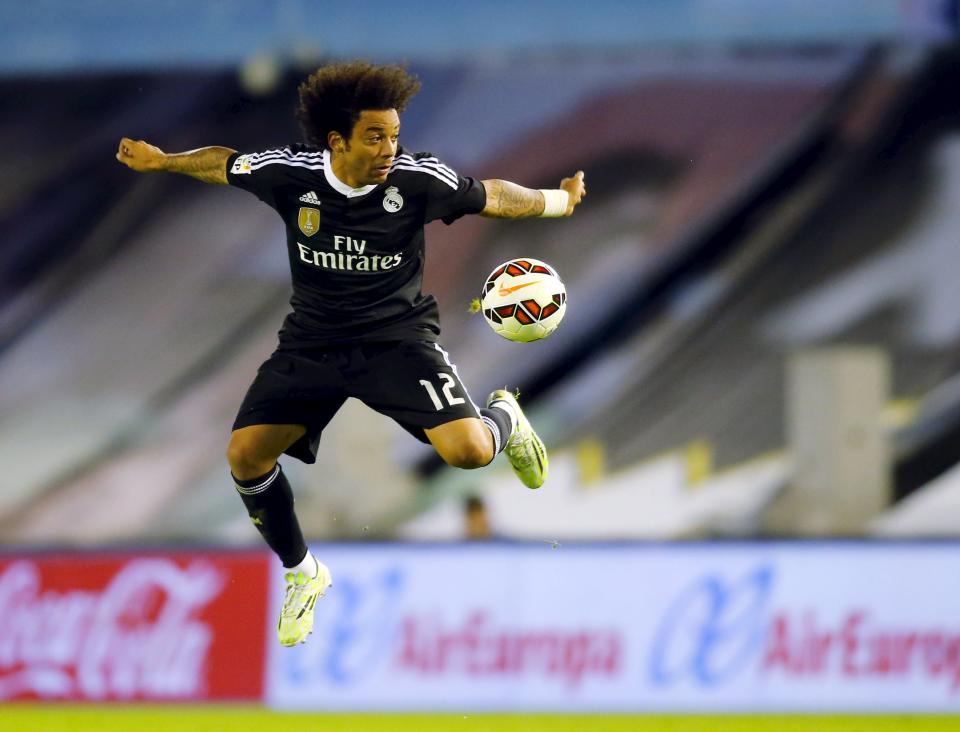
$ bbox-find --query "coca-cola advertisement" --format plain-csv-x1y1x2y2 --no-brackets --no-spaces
0,552,269,702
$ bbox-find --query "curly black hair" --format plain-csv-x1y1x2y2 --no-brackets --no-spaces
296,61,422,150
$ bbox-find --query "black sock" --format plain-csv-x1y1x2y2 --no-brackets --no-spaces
233,464,308,568
480,406,512,458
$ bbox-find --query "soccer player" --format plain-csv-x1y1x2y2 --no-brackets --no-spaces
117,61,585,646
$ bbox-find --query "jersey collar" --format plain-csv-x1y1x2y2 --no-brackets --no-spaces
323,149,378,198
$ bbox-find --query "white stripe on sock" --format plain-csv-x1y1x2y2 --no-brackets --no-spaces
481,414,502,457
234,464,280,495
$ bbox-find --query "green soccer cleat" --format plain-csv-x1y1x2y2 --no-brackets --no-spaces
488,388,548,489
277,562,332,647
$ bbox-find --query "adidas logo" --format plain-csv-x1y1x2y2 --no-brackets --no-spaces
299,190,321,204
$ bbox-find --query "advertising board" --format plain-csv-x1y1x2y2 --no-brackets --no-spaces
0,552,269,701
266,543,960,712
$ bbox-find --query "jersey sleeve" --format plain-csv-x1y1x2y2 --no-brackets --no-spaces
417,154,487,225
226,146,320,209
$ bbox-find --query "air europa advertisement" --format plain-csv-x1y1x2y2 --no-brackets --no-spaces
266,543,960,712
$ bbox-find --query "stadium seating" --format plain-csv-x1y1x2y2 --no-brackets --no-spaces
4,47,960,543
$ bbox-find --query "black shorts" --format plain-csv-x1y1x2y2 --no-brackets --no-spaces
232,340,482,463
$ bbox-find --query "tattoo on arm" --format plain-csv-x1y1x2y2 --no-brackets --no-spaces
164,146,236,185
480,179,545,218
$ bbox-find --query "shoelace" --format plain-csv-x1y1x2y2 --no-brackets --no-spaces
280,574,316,618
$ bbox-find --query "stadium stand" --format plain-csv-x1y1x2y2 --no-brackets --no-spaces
4,46,960,543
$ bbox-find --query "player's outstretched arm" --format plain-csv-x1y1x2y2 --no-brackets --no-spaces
480,171,585,219
115,137,236,185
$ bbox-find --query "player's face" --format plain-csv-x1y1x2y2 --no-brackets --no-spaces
338,109,400,187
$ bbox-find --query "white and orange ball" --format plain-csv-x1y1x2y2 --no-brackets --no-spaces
480,258,567,343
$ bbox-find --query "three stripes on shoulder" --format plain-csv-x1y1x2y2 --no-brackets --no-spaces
241,149,459,189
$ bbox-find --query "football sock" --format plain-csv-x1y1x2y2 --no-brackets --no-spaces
486,399,518,434
233,464,309,568
288,549,319,579
481,406,513,459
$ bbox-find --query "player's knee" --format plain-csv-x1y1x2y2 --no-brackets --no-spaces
226,435,275,480
440,436,493,470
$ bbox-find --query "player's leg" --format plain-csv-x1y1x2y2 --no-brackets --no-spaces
354,340,546,487
485,389,548,489
227,423,333,647
230,349,347,646
227,423,311,569
424,393,546,488
424,417,495,468
352,341,497,466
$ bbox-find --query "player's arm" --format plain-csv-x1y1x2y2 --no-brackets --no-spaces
480,171,586,219
115,137,235,185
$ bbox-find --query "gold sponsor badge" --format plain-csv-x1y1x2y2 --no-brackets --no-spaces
298,207,320,237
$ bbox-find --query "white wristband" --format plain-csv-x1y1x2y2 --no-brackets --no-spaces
539,189,569,217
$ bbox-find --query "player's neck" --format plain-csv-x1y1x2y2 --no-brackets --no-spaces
330,150,364,189
324,149,378,198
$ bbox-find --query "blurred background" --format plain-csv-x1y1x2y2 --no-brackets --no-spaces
2,0,960,719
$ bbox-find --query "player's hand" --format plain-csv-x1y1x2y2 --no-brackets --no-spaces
116,137,167,172
559,171,586,216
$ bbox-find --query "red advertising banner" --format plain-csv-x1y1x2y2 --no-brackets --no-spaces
0,551,269,702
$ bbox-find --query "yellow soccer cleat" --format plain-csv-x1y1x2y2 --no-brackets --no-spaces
277,562,332,647
487,389,548,489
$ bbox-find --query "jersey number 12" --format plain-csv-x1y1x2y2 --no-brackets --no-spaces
419,374,465,411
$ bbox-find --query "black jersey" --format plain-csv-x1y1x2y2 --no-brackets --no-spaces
226,144,486,348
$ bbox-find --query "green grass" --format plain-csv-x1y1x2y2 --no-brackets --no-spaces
0,708,958,732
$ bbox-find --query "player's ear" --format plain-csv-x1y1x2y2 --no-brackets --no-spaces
328,131,345,153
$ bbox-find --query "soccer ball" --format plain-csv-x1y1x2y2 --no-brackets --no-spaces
480,258,567,343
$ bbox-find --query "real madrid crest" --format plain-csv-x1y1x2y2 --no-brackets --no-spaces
383,186,403,213
298,207,320,237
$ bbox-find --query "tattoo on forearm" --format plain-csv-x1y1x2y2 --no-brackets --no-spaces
481,180,545,218
166,147,235,185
